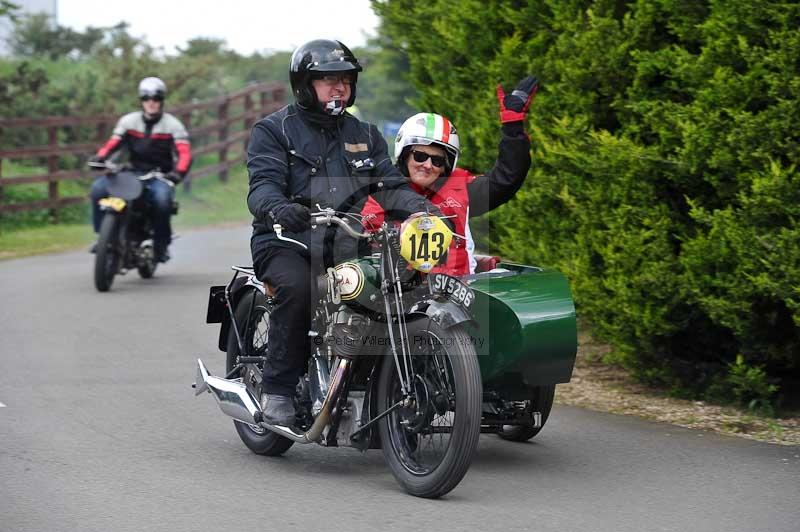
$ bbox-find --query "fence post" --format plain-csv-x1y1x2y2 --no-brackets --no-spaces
260,89,268,115
181,112,192,193
274,86,286,107
48,125,59,223
243,93,253,153
218,99,229,182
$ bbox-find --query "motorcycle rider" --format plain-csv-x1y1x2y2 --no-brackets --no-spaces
361,76,538,276
89,77,192,263
247,39,446,426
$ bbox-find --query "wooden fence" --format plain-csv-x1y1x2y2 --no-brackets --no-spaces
0,81,287,220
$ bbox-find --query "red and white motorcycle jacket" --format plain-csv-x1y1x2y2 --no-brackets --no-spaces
362,169,477,276
96,111,192,176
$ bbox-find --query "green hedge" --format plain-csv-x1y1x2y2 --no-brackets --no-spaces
375,0,800,403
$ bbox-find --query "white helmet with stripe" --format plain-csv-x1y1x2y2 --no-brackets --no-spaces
138,77,167,100
395,113,460,176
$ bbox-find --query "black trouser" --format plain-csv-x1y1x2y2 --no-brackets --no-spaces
254,246,318,396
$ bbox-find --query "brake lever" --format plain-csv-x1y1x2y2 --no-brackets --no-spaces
273,224,309,250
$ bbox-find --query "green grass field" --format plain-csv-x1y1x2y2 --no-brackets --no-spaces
0,164,251,261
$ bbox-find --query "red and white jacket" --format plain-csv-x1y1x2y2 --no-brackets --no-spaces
363,168,477,276
96,111,192,176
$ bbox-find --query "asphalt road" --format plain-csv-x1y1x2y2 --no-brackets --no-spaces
1,225,798,532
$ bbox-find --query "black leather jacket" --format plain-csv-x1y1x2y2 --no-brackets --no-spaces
247,104,440,266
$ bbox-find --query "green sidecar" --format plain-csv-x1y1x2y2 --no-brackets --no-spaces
464,257,577,441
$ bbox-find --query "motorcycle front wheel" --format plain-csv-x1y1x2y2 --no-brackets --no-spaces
226,289,294,456
94,213,120,292
377,319,482,498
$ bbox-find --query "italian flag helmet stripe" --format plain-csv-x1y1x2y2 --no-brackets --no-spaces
425,113,436,138
424,113,451,144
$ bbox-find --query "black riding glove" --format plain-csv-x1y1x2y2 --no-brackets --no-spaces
496,75,539,123
166,171,182,185
275,203,312,232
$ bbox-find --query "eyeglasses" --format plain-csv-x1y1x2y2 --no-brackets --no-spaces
410,149,446,168
140,95,164,102
316,74,354,86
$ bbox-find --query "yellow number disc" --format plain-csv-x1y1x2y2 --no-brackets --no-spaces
399,214,453,272
98,197,127,212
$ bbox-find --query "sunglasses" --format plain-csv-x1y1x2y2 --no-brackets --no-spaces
410,149,446,168
140,95,164,102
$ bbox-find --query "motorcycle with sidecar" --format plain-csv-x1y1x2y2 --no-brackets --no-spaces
194,207,576,498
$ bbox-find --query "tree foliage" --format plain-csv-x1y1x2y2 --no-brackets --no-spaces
374,0,800,402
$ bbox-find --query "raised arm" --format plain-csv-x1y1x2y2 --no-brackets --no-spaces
467,76,538,217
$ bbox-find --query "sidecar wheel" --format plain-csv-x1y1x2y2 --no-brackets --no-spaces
377,320,482,498
227,290,294,456
497,385,555,442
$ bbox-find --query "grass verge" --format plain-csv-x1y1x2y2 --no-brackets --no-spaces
556,325,800,446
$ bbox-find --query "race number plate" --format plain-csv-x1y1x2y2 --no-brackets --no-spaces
98,197,127,212
399,214,453,273
430,273,475,309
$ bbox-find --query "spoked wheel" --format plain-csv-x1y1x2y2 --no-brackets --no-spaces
226,290,293,456
497,385,556,442
377,319,482,498
94,214,120,292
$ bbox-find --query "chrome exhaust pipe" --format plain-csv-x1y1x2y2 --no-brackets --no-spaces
194,357,352,444
195,359,261,425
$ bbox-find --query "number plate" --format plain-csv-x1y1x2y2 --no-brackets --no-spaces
399,214,453,272
98,196,127,212
430,273,475,309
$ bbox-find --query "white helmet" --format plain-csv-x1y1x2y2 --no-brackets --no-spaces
395,113,460,176
138,77,167,100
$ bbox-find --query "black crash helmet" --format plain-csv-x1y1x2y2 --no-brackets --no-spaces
289,39,362,109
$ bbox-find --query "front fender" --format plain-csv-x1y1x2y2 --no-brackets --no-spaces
407,298,475,330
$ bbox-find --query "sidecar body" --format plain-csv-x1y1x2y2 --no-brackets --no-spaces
463,258,577,397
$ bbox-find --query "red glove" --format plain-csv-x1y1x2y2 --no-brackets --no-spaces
496,76,539,123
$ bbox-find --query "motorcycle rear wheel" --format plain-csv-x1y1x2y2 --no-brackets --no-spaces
226,290,294,456
137,242,157,279
377,320,482,498
94,214,120,292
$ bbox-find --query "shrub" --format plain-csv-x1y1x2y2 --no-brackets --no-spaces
375,0,800,403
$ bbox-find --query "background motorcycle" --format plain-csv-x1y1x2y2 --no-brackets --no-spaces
89,161,176,292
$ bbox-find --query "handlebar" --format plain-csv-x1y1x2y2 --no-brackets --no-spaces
87,161,173,187
272,207,372,250
310,208,371,239
88,160,121,173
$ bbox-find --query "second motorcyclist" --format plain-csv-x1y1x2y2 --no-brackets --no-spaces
89,77,192,263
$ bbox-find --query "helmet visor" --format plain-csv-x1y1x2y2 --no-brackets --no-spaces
308,60,362,73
